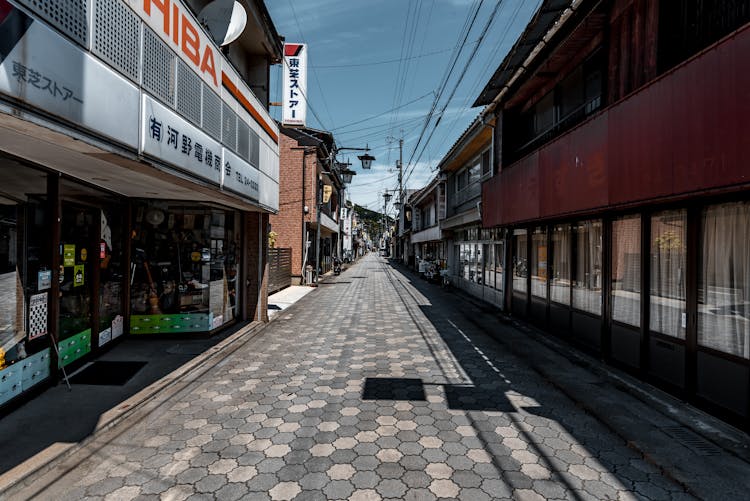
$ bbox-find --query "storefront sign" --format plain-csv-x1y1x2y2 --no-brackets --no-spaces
142,95,222,186
80,248,87,262
37,270,51,291
63,244,75,267
0,17,140,148
282,44,307,126
73,265,84,287
28,293,48,340
222,148,260,201
125,0,220,92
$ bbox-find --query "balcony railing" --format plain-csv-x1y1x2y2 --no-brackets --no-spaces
509,96,602,165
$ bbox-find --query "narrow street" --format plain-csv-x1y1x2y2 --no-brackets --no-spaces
28,254,697,500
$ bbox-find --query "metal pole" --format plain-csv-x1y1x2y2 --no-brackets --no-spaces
315,176,321,283
398,137,403,261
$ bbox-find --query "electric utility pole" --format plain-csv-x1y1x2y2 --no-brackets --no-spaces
397,136,403,261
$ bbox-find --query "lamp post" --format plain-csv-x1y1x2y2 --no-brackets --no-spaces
314,145,374,284
382,191,396,255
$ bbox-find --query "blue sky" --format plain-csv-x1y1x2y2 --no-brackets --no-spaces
265,0,541,213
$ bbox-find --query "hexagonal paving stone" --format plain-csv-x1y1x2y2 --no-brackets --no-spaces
327,463,357,480
207,458,237,475
425,463,453,480
376,448,403,463
419,437,443,449
466,449,493,464
348,488,382,501
323,480,355,499
333,437,358,449
310,444,336,457
428,479,460,498
376,478,408,498
268,481,302,500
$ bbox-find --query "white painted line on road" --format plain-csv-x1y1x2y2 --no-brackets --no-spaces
447,319,511,385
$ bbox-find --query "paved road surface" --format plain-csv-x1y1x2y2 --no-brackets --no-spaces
30,254,694,500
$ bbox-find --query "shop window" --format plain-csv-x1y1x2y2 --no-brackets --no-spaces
130,203,241,334
459,244,467,280
481,150,491,177
494,241,504,292
513,229,528,294
531,227,548,299
612,215,641,327
99,208,125,345
451,245,463,276
551,224,571,305
699,202,750,357
0,162,50,393
650,210,687,339
484,244,494,288
473,244,483,284
573,220,602,315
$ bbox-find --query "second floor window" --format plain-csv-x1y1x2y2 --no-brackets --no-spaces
481,150,491,176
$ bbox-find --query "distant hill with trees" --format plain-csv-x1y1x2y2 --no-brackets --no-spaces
353,203,393,238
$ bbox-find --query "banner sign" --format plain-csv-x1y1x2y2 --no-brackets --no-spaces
0,18,140,148
282,43,307,126
125,0,220,92
222,148,260,201
142,94,223,186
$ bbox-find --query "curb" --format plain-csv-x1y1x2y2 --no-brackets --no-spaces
0,320,269,498
393,262,750,497
434,274,750,498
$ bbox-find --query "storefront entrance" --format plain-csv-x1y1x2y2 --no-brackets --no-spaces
58,203,95,367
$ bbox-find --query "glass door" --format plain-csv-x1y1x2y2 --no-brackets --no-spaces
58,203,95,367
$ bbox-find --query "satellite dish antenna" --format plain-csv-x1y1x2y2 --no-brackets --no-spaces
199,0,247,47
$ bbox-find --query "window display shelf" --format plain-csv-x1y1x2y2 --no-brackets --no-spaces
58,329,91,368
20,348,51,390
0,363,22,406
130,313,212,334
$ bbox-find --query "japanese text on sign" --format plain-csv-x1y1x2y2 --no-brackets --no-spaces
148,115,221,171
11,61,82,104
282,43,307,126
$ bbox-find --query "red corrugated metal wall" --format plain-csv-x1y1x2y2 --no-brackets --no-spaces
483,23,750,228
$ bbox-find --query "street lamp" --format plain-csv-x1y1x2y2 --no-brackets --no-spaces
332,144,375,170
335,161,355,184
315,144,374,284
358,153,374,170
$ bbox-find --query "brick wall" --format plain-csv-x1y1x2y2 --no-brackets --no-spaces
270,132,320,281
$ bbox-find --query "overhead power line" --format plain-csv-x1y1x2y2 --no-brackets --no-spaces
399,0,486,190
311,40,480,69
403,0,507,189
287,0,335,130
330,92,433,132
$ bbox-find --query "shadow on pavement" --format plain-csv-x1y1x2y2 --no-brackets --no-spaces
0,322,249,475
382,262,650,499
